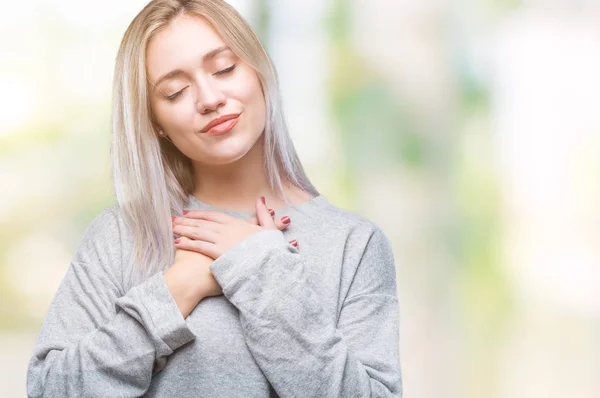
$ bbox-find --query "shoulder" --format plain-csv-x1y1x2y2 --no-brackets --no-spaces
307,197,394,253
83,203,137,241
76,204,125,251
313,200,398,295
309,197,388,235
84,204,121,233
71,203,126,289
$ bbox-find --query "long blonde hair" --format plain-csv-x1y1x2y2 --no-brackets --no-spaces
111,0,318,288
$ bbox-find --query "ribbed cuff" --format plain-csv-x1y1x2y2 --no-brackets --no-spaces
209,229,289,300
116,271,196,356
141,272,196,351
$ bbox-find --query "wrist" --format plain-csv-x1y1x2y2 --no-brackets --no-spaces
164,268,204,318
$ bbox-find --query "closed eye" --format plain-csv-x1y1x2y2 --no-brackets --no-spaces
164,65,235,101
166,86,188,101
215,64,236,76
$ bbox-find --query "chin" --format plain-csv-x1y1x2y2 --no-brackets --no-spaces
204,152,248,165
184,127,263,166
198,142,254,165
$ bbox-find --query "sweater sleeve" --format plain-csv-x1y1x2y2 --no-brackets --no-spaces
209,227,403,398
26,208,195,398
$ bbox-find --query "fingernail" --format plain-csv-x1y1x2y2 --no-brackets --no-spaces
174,238,181,244
171,216,176,222
269,208,275,216
183,210,189,215
281,216,290,224
260,196,266,205
290,239,297,246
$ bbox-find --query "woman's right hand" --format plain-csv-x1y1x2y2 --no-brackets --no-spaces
164,207,295,318
164,247,218,318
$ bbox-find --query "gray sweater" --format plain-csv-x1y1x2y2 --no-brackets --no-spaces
27,194,403,397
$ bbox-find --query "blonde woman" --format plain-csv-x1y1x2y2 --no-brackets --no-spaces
26,1,403,397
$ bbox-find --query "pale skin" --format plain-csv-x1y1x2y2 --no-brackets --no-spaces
145,14,309,317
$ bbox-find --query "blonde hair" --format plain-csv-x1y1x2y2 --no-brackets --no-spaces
111,0,318,288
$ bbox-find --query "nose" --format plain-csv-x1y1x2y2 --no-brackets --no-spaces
195,77,226,114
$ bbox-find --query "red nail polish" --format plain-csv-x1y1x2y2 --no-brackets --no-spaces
290,240,297,246
171,216,176,222
182,210,189,215
269,209,275,216
281,216,290,224
174,238,181,244
260,196,265,205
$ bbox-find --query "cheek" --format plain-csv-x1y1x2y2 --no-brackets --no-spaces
252,89,267,132
238,79,266,129
230,67,265,109
152,101,193,132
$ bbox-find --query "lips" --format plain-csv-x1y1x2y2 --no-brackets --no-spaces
201,113,241,133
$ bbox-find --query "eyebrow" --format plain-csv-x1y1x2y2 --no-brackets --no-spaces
151,46,232,89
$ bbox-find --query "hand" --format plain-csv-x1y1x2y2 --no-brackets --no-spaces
173,197,298,259
164,247,217,318
166,197,297,317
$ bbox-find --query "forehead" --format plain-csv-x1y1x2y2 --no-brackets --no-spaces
146,14,226,79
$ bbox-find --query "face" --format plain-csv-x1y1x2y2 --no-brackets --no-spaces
146,14,266,166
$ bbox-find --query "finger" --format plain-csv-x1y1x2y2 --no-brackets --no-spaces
173,217,220,230
182,209,233,224
274,215,291,231
256,196,276,229
173,225,219,243
174,236,220,259
246,208,276,226
289,239,298,248
250,216,291,230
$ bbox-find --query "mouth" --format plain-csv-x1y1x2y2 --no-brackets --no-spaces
201,113,241,136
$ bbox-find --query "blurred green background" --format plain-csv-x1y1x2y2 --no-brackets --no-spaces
2,0,600,397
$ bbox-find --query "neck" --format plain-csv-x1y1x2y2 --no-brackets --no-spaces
191,135,306,213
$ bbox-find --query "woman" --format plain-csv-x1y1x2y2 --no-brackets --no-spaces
26,0,403,397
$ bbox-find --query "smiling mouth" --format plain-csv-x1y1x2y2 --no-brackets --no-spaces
204,115,240,136
201,113,241,133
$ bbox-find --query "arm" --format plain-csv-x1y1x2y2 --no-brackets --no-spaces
209,226,403,397
26,208,195,398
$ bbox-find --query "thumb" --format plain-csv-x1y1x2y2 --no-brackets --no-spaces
256,196,276,229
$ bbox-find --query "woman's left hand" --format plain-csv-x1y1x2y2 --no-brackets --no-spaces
173,196,295,259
